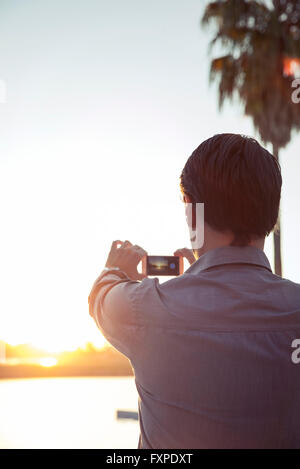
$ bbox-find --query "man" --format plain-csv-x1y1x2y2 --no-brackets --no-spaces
88,133,300,449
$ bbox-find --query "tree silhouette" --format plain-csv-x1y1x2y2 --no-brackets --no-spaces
202,0,300,276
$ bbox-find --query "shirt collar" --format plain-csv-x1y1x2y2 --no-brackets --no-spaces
185,245,272,274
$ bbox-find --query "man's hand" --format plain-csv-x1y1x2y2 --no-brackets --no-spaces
105,240,147,281
173,247,195,266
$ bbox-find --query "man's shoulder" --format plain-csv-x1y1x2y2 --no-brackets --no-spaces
139,268,300,329
273,272,300,291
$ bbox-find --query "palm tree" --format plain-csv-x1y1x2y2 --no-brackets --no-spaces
202,0,300,276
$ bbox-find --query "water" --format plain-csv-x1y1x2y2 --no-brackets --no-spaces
0,377,139,449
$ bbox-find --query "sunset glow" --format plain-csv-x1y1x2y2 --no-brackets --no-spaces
39,357,58,367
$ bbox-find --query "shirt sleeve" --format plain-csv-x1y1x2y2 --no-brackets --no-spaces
88,270,143,359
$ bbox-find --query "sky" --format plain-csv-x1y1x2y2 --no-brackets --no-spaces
0,0,300,351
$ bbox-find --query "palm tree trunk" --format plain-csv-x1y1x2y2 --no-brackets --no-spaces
273,144,282,277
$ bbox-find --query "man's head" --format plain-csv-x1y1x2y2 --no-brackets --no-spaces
180,133,282,252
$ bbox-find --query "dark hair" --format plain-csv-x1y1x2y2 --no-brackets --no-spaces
180,133,282,246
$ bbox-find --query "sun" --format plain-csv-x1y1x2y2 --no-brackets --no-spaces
39,357,58,367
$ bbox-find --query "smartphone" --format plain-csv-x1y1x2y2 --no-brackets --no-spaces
142,255,183,277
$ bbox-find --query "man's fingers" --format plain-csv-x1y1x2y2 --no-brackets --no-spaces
105,239,148,281
111,240,122,250
120,243,147,261
132,244,147,259
174,248,185,256
174,247,195,266
120,240,132,249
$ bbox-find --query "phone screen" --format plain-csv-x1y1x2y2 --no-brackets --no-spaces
146,255,181,276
